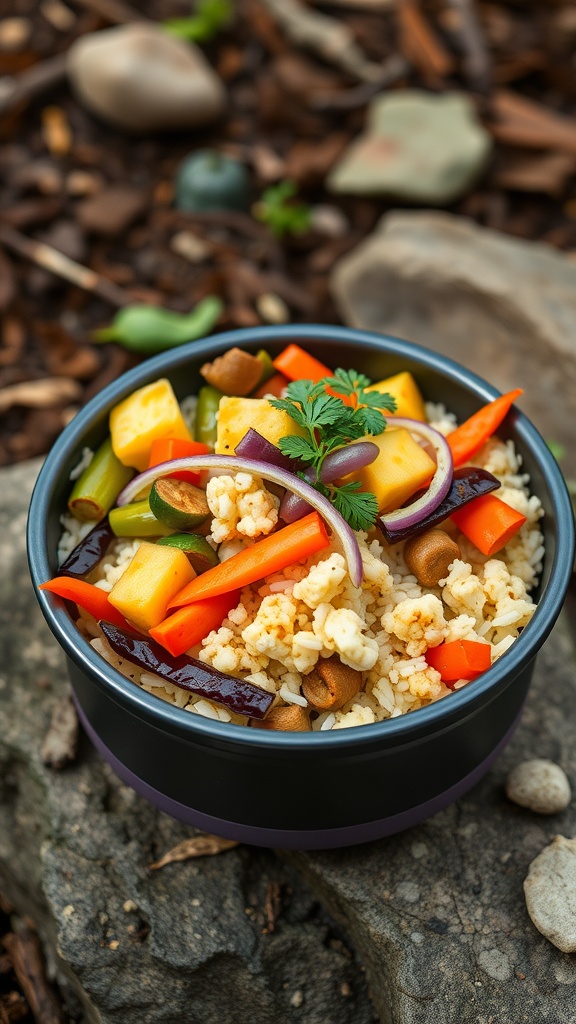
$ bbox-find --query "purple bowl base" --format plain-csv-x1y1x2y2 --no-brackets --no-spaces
74,696,523,849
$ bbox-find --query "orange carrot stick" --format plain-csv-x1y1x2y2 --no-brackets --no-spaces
169,511,330,607
448,389,523,467
451,493,527,556
272,344,332,383
148,437,211,484
252,371,289,399
149,589,241,657
426,638,492,686
39,577,130,629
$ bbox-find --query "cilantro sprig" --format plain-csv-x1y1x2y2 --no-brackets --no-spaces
270,369,396,532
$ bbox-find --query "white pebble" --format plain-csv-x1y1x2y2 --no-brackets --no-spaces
524,835,576,952
505,759,571,814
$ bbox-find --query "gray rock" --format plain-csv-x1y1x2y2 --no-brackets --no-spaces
327,91,491,204
524,836,576,952
331,209,576,479
67,24,226,133
3,456,576,1022
506,759,572,814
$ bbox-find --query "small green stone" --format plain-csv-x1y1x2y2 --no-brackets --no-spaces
175,150,250,212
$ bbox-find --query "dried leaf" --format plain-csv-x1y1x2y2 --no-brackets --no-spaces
493,150,576,196
0,376,81,414
397,1,454,84
149,834,239,869
491,89,576,154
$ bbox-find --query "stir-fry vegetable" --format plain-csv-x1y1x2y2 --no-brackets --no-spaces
39,577,130,629
92,297,222,355
68,438,133,522
59,519,115,578
149,590,241,657
426,639,492,685
447,389,523,467
377,467,501,544
451,493,527,556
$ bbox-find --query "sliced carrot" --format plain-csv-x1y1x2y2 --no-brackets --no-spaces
252,371,289,399
148,437,211,484
451,493,527,556
426,638,492,686
169,511,330,607
149,589,241,657
39,577,130,629
272,344,332,384
447,389,523,467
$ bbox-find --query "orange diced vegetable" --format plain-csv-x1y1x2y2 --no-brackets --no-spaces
447,389,523,468
451,493,527,556
252,371,289,399
272,344,331,383
149,589,241,657
170,511,330,607
148,437,211,484
39,577,130,629
426,638,492,686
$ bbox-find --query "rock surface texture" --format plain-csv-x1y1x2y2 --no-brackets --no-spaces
67,24,226,133
524,836,576,953
331,209,576,479
327,92,491,204
3,460,576,1023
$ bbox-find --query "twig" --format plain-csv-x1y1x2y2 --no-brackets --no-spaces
70,0,148,23
0,52,67,119
397,1,455,85
257,0,386,82
311,54,408,110
445,0,492,96
3,927,64,1024
0,225,132,307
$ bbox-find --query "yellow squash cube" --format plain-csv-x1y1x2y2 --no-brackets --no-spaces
110,378,193,471
108,541,196,631
366,371,426,422
343,428,436,514
215,397,306,455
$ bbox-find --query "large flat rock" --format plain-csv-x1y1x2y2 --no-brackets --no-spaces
2,459,575,1023
331,210,576,479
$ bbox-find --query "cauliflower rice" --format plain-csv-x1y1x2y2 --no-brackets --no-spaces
58,402,544,731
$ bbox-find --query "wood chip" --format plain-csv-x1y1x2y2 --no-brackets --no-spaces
149,834,239,869
0,248,15,312
41,106,72,158
397,1,455,85
2,927,64,1024
491,89,576,154
0,376,82,414
492,150,576,196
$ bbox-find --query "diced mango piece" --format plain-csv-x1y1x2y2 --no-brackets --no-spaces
366,371,426,422
215,396,306,455
110,378,193,472
343,428,436,514
108,541,196,631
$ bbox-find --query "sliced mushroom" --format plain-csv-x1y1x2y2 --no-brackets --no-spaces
200,347,263,396
302,656,361,712
252,704,311,731
403,528,461,587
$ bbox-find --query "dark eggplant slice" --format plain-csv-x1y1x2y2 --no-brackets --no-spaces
99,620,274,719
59,518,115,578
378,467,501,545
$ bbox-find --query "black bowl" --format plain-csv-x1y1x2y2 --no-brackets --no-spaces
28,326,575,848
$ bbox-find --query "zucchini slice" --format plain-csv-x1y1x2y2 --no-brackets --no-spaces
156,533,219,574
149,478,210,530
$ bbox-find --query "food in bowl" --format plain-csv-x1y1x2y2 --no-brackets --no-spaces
40,342,544,732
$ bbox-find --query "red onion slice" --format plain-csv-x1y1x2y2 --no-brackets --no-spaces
378,417,453,539
234,428,294,471
116,455,364,588
280,442,381,524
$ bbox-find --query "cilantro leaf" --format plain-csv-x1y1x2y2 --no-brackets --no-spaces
354,406,386,437
331,482,379,532
278,436,318,463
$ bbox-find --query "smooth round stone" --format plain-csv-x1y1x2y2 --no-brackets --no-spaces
67,24,226,133
505,758,572,814
524,835,576,952
175,151,250,212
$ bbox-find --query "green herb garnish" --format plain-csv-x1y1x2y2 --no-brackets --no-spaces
163,0,233,43
253,180,311,238
270,370,396,532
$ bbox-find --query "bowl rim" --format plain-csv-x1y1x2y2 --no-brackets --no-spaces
28,324,575,750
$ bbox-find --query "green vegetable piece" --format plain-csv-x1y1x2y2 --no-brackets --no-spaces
68,438,134,523
109,499,175,538
157,534,219,574
175,150,250,213
254,349,275,388
163,0,233,42
253,180,311,238
195,385,223,449
92,297,222,355
149,478,210,531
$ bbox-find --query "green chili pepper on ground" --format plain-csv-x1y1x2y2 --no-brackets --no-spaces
68,438,134,522
92,296,223,355
195,385,223,449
